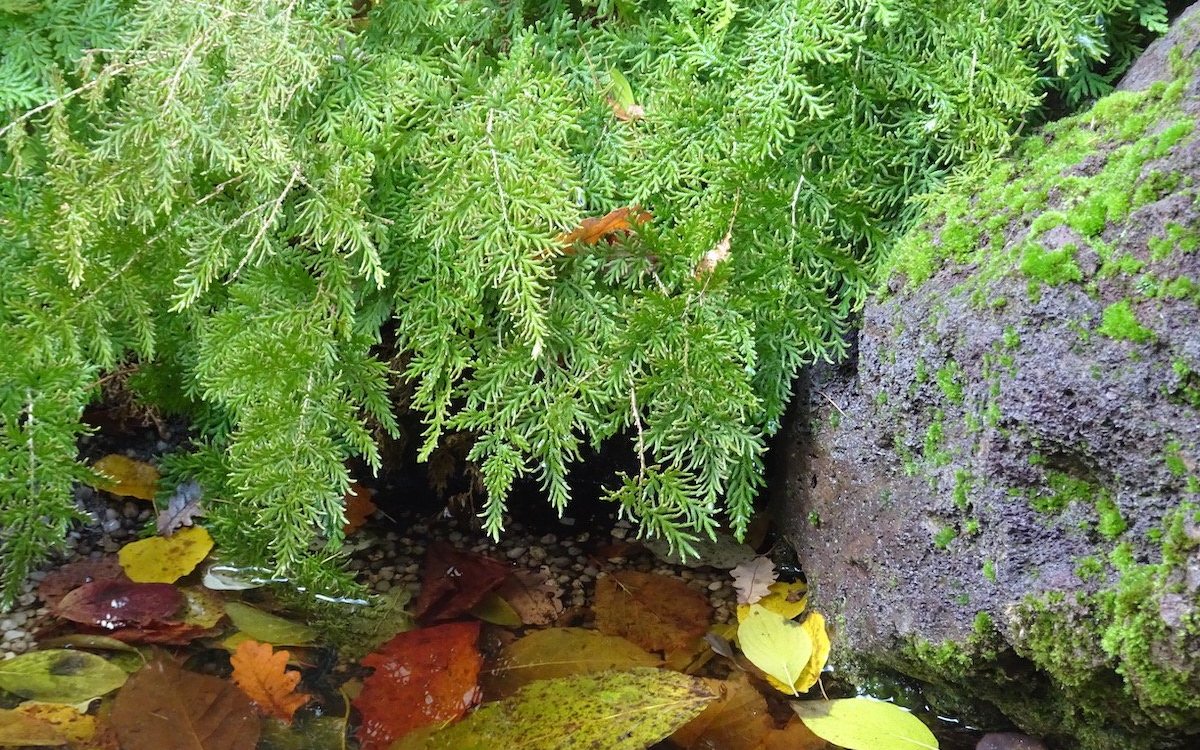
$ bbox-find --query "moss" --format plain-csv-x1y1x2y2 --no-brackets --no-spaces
982,559,997,583
1075,555,1105,581
1164,439,1187,476
936,360,965,405
952,469,974,511
923,409,951,467
1002,325,1020,349
1095,496,1127,540
1098,253,1144,279
1097,300,1154,343
1020,242,1083,298
1066,196,1108,237
964,517,980,536
933,525,957,549
973,611,994,635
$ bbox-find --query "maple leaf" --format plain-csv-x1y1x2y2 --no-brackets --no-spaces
156,481,204,536
229,639,310,724
730,556,777,605
556,206,652,252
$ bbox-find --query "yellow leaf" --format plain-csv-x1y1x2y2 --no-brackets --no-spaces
792,697,939,750
179,587,226,629
0,707,67,746
90,455,159,501
118,526,213,583
736,580,807,623
793,612,831,693
737,605,812,697
14,703,97,745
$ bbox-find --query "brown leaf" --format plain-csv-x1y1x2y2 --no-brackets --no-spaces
230,640,310,724
413,542,510,624
495,568,563,626
671,672,773,750
56,581,184,630
111,656,260,750
730,556,777,605
353,621,482,750
37,557,130,608
97,621,219,645
593,571,713,653
556,206,652,251
157,481,204,536
342,482,377,535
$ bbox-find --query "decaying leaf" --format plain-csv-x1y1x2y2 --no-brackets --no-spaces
467,591,523,628
178,586,226,629
606,68,645,121
90,455,159,501
37,556,130,608
112,656,260,750
594,570,713,653
670,671,773,750
118,526,214,583
230,640,310,724
791,698,938,750
730,556,777,605
157,481,205,536
223,602,317,647
353,621,482,750
0,650,128,704
342,482,377,535
762,717,830,750
395,668,717,750
413,542,510,624
493,568,563,626
13,702,101,748
0,707,67,746
695,226,733,276
55,581,183,630
482,627,660,698
738,604,813,696
556,206,652,250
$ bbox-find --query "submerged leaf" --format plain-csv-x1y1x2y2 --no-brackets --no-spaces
594,571,713,653
111,656,260,750
670,671,773,750
413,542,510,624
118,526,213,583
0,650,128,704
342,482,377,535
37,557,130,608
230,640,310,724
56,581,183,630
738,605,813,696
13,703,100,747
0,708,67,746
792,698,938,750
482,627,659,698
223,602,317,646
395,668,717,750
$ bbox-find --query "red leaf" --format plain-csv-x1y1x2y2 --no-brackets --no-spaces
56,581,184,630
353,622,483,750
38,557,130,608
413,542,510,623
112,655,260,750
97,621,219,645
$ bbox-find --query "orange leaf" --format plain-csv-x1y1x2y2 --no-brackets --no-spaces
230,640,310,724
557,206,651,250
594,571,713,653
342,482,377,535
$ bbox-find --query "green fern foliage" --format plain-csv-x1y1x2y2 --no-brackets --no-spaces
0,0,1169,605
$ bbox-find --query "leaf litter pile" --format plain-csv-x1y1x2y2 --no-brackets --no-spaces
0,455,941,750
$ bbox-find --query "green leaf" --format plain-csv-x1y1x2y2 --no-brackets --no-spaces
393,668,717,750
737,604,812,695
224,602,317,646
0,650,128,703
791,698,939,750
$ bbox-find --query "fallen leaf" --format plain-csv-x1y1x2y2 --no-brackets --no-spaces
395,668,717,750
493,568,563,626
731,556,777,606
761,717,830,750
342,482,377,535
594,571,713,653
100,620,218,646
671,671,773,750
482,627,660,698
737,580,808,622
36,634,141,654
695,226,733,276
111,656,260,750
467,591,523,627
179,586,226,628
556,206,652,250
664,634,717,675
14,703,99,747
56,581,183,630
223,602,317,646
230,640,310,724
37,557,130,608
791,698,938,750
0,708,67,746
738,605,813,696
353,621,482,750
157,480,205,536
118,526,213,583
0,650,128,704
412,542,510,624
90,455,159,501
607,68,645,121
259,714,347,750
793,612,831,694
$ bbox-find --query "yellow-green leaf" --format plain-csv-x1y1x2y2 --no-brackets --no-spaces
0,650,128,704
467,592,523,628
482,627,660,698
737,604,812,696
394,668,716,750
793,612,831,693
224,602,317,646
118,526,213,583
0,708,67,746
90,454,159,501
792,698,938,750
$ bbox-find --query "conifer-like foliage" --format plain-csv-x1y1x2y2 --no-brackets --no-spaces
0,0,1167,605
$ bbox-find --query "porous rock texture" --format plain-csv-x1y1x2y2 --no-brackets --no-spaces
778,7,1200,750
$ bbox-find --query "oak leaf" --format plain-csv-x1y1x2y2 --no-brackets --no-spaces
730,556,777,605
230,640,310,724
157,481,204,536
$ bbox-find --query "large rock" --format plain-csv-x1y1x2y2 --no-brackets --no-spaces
779,8,1200,749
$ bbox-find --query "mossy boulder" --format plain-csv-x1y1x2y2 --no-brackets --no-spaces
779,7,1200,749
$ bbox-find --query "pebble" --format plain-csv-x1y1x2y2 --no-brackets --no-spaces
506,546,527,560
